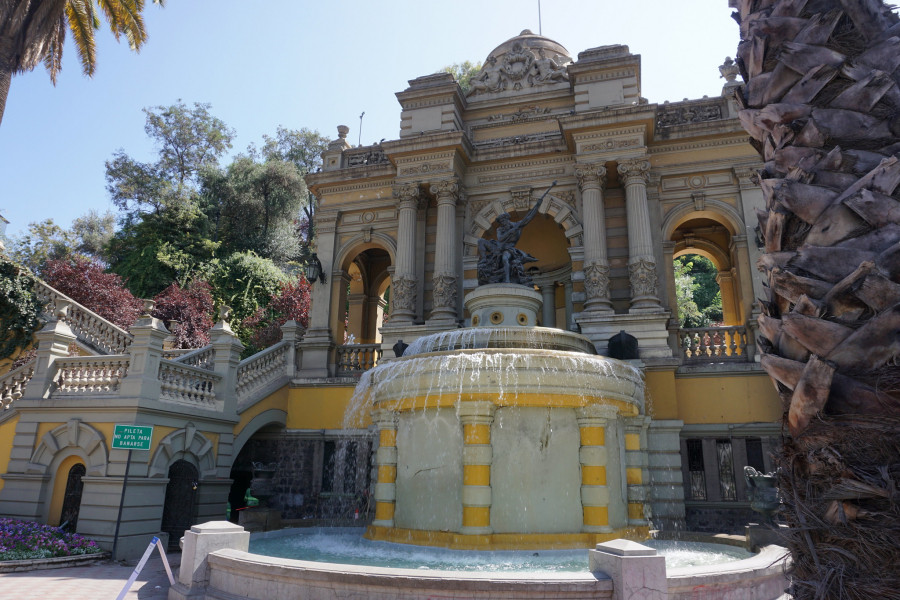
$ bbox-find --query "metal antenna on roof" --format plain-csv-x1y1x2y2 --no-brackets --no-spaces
358,112,365,147
538,0,542,35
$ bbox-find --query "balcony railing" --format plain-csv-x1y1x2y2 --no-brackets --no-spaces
677,326,749,363
0,360,35,410
336,344,382,376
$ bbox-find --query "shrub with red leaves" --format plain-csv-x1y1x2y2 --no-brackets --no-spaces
152,281,215,349
243,278,310,352
41,257,142,330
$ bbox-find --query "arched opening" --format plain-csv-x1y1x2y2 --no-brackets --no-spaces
59,463,86,532
337,247,391,344
479,212,574,329
161,460,199,550
671,218,743,326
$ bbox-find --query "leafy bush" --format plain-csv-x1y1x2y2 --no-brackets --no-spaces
0,259,42,361
0,518,102,561
242,278,311,352
42,256,143,330
152,280,215,348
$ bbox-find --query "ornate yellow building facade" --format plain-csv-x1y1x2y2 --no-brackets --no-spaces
0,31,780,558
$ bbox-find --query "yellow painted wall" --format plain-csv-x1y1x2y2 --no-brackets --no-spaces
0,415,19,494
285,385,362,430
645,369,678,420
674,373,781,424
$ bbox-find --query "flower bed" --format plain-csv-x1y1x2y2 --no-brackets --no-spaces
0,518,102,561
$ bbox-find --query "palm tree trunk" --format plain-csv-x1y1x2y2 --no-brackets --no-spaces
733,0,900,598
0,67,11,127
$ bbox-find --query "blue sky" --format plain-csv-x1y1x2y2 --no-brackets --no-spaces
0,0,742,239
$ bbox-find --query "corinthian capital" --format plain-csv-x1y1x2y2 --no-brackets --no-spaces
393,182,421,209
430,178,460,203
575,162,607,191
616,158,651,185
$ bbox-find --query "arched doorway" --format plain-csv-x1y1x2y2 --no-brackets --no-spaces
160,460,199,550
59,463,86,532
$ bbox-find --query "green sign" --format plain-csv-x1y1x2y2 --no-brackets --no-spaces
112,425,154,451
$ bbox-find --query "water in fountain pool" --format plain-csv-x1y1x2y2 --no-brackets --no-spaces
249,528,753,573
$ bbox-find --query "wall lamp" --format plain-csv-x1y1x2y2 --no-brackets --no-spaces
305,253,327,284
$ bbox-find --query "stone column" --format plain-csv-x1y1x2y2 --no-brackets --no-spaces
298,213,338,378
624,416,651,527
208,308,244,416
372,409,400,528
540,283,556,328
576,404,618,533
618,158,663,312
576,163,613,313
119,301,168,401
430,179,460,323
346,292,366,341
391,183,421,323
21,300,77,401
458,401,495,535
717,269,740,325
564,278,574,331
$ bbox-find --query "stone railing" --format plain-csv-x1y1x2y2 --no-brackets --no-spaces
170,345,215,370
236,341,289,405
33,279,132,355
51,356,130,396
158,359,221,409
656,98,727,129
336,344,382,376
677,326,749,363
0,360,35,410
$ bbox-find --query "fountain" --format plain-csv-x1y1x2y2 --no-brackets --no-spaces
355,282,649,549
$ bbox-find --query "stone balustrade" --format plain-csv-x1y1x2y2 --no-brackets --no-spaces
336,343,382,376
677,326,749,362
0,360,35,410
236,341,289,405
172,345,216,370
51,356,130,396
158,359,221,409
33,279,132,354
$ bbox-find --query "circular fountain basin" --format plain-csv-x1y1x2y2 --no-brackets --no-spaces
194,528,789,600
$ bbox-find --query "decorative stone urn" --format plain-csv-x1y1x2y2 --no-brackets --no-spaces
744,466,779,523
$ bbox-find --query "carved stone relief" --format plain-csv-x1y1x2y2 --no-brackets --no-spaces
391,276,417,313
628,258,659,299
583,262,612,303
656,101,724,128
432,273,458,311
467,43,571,97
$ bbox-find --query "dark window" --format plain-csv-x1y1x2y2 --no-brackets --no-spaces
745,437,765,473
343,441,358,492
686,439,706,500
716,439,737,501
321,440,336,493
59,463,86,532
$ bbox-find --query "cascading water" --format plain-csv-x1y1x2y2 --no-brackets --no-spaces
346,284,650,549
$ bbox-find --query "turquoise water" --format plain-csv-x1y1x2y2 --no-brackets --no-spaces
249,528,753,574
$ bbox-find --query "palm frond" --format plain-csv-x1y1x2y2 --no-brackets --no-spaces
65,0,97,77
98,0,148,51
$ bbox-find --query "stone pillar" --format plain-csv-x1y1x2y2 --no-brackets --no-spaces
119,301,168,401
564,278,574,331
169,521,250,600
280,320,303,379
618,158,663,312
576,162,613,314
576,404,618,533
624,416,651,527
430,179,460,324
21,300,77,401
209,308,244,415
298,213,338,378
589,539,668,600
717,270,740,326
346,292,366,341
372,409,399,527
540,283,556,328
458,401,495,535
392,183,421,323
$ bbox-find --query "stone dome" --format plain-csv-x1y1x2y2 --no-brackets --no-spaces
485,29,572,64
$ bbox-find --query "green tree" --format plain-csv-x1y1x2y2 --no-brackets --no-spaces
678,253,722,325
71,209,116,261
8,218,76,273
0,0,164,126
674,256,703,328
442,61,482,94
202,156,308,264
105,101,235,217
0,258,41,361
